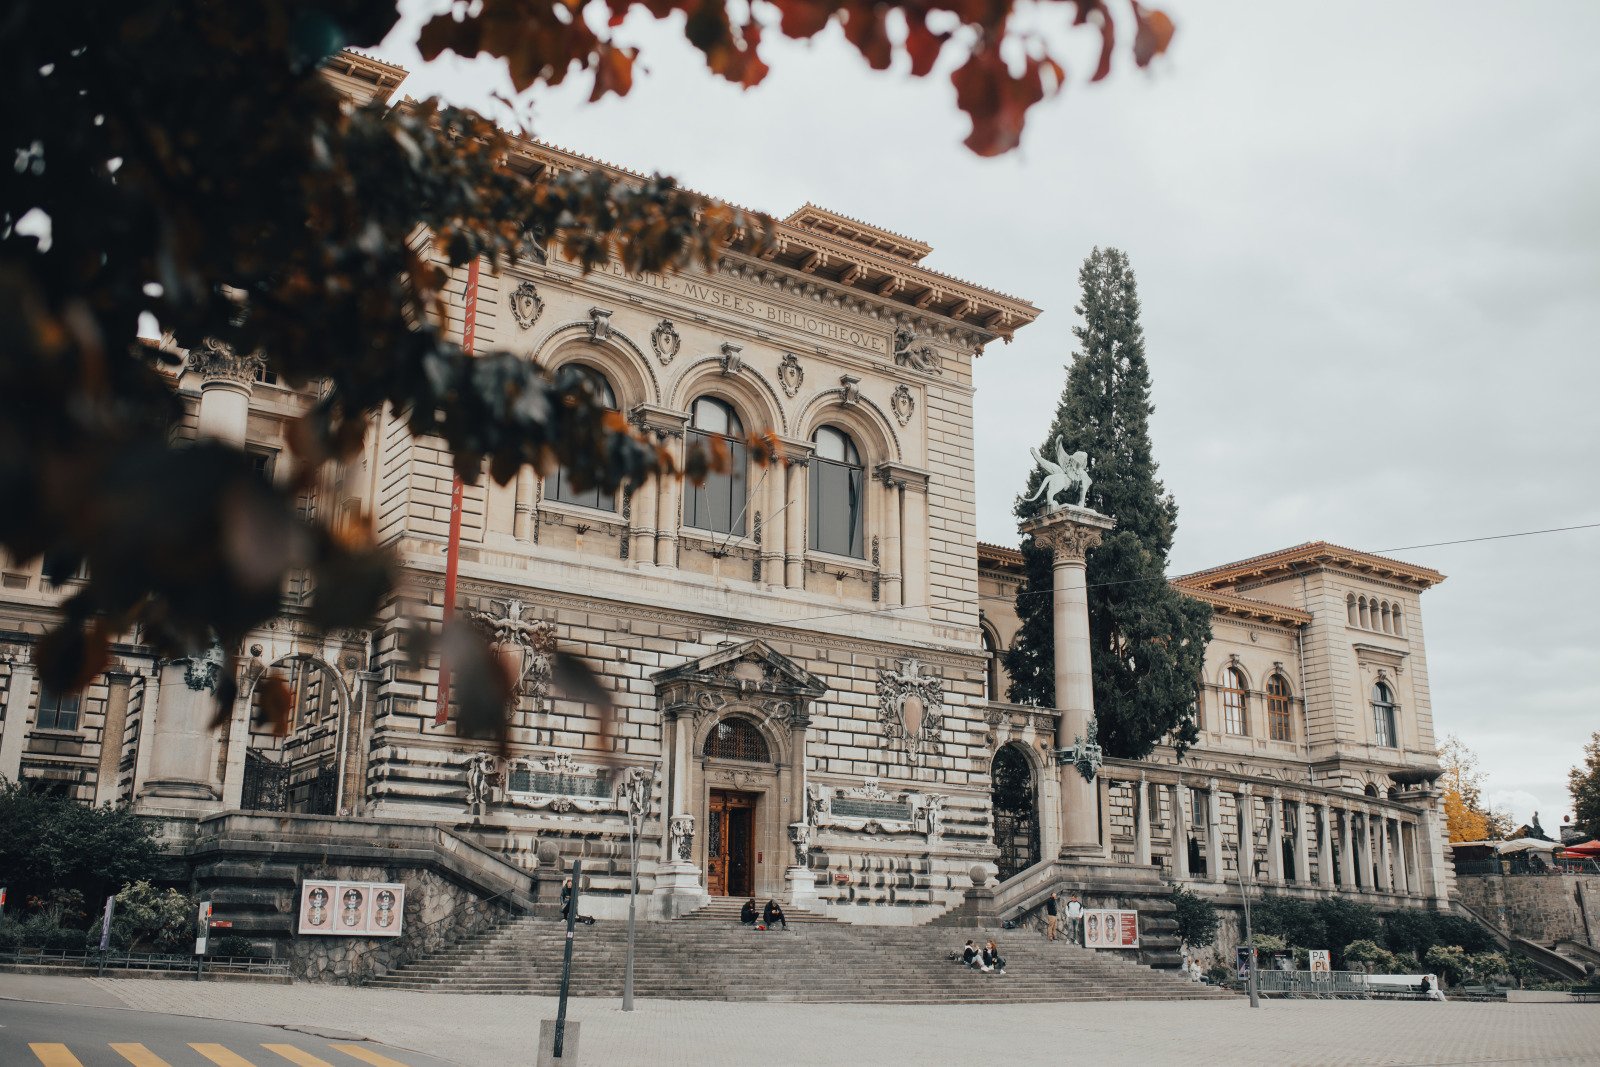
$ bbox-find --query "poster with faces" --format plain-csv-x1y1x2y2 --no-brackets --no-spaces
1083,908,1140,949
297,880,405,937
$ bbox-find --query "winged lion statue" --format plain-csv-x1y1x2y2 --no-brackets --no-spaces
1020,437,1091,510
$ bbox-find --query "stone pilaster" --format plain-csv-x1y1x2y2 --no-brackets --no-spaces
0,654,36,784
1207,781,1224,884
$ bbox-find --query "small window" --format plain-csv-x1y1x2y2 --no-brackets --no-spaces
1221,667,1247,736
36,688,81,732
684,397,748,536
1371,681,1397,748
981,627,999,702
808,426,865,558
1266,674,1292,742
1392,605,1404,637
704,716,770,762
248,449,276,483
1346,594,1357,626
544,366,620,512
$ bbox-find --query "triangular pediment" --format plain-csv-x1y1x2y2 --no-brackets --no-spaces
653,640,827,698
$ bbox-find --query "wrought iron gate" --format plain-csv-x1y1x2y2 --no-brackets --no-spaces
992,744,1040,881
241,749,289,812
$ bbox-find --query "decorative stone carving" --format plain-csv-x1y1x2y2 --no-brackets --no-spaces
789,821,812,865
0,642,32,665
1056,716,1104,783
778,352,804,397
891,383,915,425
892,327,942,375
1021,436,1091,511
464,751,501,807
839,374,861,406
718,342,742,376
651,319,681,364
468,598,556,712
670,814,695,861
509,280,544,330
587,307,612,341
1030,522,1104,561
183,643,226,692
806,782,944,838
655,640,826,729
875,658,944,765
188,337,264,386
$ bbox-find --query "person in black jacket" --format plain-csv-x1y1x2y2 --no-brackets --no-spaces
1045,892,1060,941
982,939,1006,975
740,898,759,926
559,877,595,925
762,899,788,930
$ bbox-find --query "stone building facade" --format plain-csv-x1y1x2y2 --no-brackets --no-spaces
0,51,1452,926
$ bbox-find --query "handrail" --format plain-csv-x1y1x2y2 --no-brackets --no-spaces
351,884,525,984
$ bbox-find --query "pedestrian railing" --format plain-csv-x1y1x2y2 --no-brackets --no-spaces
1255,969,1372,998
0,948,289,977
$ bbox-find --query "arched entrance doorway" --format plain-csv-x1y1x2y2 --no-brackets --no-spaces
240,655,345,814
992,743,1041,881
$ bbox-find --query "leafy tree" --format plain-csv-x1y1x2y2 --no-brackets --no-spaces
109,881,196,953
1344,938,1401,974
0,781,162,913
1568,731,1600,839
4,0,1177,723
1439,735,1512,841
1382,908,1438,962
1003,248,1212,758
1423,944,1468,986
1169,884,1219,950
1431,913,1496,955
1253,894,1326,952
1315,897,1380,966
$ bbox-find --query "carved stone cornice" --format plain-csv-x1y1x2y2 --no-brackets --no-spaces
630,403,689,440
874,461,930,494
188,337,264,388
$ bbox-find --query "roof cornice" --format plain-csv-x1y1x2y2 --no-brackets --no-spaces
1174,540,1445,591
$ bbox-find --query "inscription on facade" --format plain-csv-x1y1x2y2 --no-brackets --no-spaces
831,797,913,821
606,263,889,355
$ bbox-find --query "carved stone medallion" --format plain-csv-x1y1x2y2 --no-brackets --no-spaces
891,383,915,425
778,352,804,397
876,657,945,765
509,280,544,330
652,319,681,364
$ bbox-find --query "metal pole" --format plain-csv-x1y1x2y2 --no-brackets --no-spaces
1236,840,1259,1009
554,857,581,1060
623,828,639,1011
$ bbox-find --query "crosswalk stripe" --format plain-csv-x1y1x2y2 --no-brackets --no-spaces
28,1044,84,1067
262,1045,336,1066
330,1045,413,1066
111,1045,172,1067
192,1042,260,1065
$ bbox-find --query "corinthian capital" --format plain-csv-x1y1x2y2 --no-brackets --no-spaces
1020,506,1116,563
189,337,264,387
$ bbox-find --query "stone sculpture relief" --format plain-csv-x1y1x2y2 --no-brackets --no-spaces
891,383,915,426
651,319,681,364
468,599,556,713
509,280,544,330
587,307,612,341
1021,436,1092,511
788,821,812,865
464,751,502,807
778,352,804,397
182,643,226,693
670,814,696,861
892,327,943,375
804,781,944,839
876,657,945,765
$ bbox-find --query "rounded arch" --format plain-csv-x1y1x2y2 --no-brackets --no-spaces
534,326,660,409
1217,661,1253,690
794,391,902,465
1364,783,1380,798
702,714,771,762
991,741,1041,880
978,614,1004,703
1347,593,1358,626
242,651,353,720
692,706,792,768
670,357,787,436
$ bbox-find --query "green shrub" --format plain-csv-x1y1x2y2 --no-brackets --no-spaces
1254,895,1326,950
1381,909,1437,961
1317,898,1380,965
1424,945,1469,985
1467,952,1508,983
1344,938,1401,973
1432,914,1496,954
110,881,194,953
1205,963,1232,984
209,935,258,958
1247,933,1288,952
1169,884,1219,950
0,782,161,915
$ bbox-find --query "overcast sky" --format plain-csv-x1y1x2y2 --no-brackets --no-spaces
374,0,1600,829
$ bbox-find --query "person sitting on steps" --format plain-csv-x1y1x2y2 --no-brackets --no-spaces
961,940,986,971
763,898,788,930
559,877,595,926
982,939,1006,975
740,897,759,926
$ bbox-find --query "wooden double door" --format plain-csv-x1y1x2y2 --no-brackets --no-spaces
706,789,758,898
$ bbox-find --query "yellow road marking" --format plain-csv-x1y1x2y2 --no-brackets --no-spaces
111,1045,172,1067
330,1046,413,1066
28,1044,84,1067
262,1046,335,1066
192,1043,260,1066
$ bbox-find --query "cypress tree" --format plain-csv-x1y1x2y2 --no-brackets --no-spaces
1002,247,1212,759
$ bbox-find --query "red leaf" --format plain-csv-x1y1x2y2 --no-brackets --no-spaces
1132,5,1176,66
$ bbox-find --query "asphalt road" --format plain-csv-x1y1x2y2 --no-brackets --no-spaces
0,999,462,1067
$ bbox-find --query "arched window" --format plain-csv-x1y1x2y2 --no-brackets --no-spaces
808,425,865,558
1371,681,1397,748
1359,597,1370,629
1381,602,1392,633
1392,605,1404,637
981,627,999,702
544,365,619,512
685,397,748,536
1221,667,1247,736
1347,594,1358,626
704,715,770,762
1266,674,1292,742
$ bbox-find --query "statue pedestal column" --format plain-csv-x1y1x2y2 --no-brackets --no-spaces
650,815,709,919
1019,505,1115,857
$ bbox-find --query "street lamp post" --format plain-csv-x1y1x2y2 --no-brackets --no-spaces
620,764,658,1013
1235,839,1260,1009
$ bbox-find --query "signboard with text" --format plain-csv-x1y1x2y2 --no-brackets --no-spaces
1082,908,1140,949
297,880,405,937
1309,949,1331,975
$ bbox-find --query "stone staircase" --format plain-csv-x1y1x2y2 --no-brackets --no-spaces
369,900,1234,1003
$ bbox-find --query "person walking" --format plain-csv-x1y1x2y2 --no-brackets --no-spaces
1045,892,1060,941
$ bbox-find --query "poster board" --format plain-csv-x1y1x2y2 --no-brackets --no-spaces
298,880,405,937
1082,908,1140,949
1309,949,1331,975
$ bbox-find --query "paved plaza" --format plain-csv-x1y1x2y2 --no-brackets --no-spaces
2,975,1598,1066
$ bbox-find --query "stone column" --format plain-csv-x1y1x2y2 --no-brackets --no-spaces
190,338,260,448
1339,806,1355,888
760,456,786,587
93,673,134,806
627,474,655,563
878,475,903,606
1266,788,1284,885
1134,777,1152,866
1317,803,1334,888
0,656,37,784
1379,817,1395,893
1395,822,1412,895
1293,798,1311,886
1362,808,1377,891
784,704,817,909
1237,787,1255,881
655,434,684,570
652,704,709,919
783,459,808,589
1207,781,1224,883
1170,781,1190,880
138,657,223,807
1019,506,1116,856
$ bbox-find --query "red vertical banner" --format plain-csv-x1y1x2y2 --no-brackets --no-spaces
435,257,481,725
